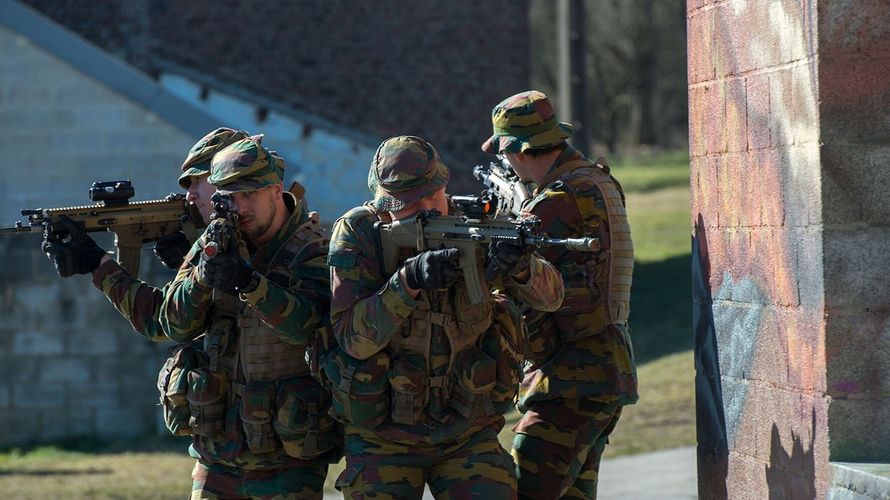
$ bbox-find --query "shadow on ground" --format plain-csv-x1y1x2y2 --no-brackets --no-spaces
630,253,692,364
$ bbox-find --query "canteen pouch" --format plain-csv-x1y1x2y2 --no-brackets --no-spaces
273,376,337,459
324,349,390,429
186,366,227,437
240,381,279,454
157,340,207,436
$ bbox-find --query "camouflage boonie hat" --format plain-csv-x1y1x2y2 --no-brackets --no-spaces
209,137,285,194
178,127,255,188
481,90,572,154
370,136,450,212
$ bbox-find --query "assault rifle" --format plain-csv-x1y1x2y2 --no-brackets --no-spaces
473,158,535,218
376,197,600,304
1,180,200,276
201,192,239,300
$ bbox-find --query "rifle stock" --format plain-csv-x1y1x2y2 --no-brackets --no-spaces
2,180,200,276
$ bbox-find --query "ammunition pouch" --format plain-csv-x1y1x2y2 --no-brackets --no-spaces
388,355,428,425
240,381,278,454
449,346,497,419
273,375,337,459
324,349,390,429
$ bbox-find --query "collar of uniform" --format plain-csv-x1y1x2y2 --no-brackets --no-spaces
534,145,587,194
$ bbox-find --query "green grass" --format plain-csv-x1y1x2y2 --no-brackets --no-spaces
0,150,695,497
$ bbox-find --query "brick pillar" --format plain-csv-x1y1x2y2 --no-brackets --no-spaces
691,0,890,497
690,1,825,497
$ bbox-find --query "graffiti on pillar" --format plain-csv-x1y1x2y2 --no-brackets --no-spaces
689,0,825,496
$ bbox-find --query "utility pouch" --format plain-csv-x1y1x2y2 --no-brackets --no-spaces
324,349,390,429
240,381,279,454
480,328,523,414
273,376,336,459
157,340,207,436
186,367,227,437
387,355,428,425
450,346,497,419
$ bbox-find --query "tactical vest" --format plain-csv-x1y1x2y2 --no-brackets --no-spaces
526,158,633,342
159,212,335,460
318,206,525,435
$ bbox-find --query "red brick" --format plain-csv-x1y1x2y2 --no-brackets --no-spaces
753,148,785,227
689,85,708,158
818,0,890,55
687,11,715,84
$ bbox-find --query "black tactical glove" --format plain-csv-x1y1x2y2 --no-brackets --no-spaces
486,240,532,279
41,215,107,277
153,231,191,270
402,248,462,291
197,241,257,295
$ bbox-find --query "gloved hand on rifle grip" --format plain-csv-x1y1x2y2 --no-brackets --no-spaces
197,240,257,295
486,240,532,280
402,248,462,291
41,215,107,277
153,231,191,270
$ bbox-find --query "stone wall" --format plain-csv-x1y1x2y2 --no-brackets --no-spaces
0,22,195,444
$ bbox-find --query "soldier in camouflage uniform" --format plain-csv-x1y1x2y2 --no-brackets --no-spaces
323,135,565,499
41,127,251,341
481,91,638,500
159,137,337,500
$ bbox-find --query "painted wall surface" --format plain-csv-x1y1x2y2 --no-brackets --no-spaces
818,0,890,462
0,23,196,443
689,0,829,498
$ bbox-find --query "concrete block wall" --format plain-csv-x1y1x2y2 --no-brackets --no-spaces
0,23,195,444
818,0,890,462
21,0,531,192
689,0,829,497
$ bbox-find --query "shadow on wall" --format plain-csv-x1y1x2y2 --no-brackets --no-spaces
692,214,729,500
766,410,817,498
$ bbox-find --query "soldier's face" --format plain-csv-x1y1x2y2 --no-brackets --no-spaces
502,152,533,181
187,174,216,222
230,184,282,243
392,187,448,220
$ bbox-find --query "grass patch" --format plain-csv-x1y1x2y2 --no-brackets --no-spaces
610,150,690,193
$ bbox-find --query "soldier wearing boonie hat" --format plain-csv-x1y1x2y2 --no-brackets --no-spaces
481,90,638,500
481,90,573,155
160,135,337,499
321,135,565,499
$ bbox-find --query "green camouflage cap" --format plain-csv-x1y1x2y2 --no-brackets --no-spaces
178,127,254,188
370,136,450,211
209,137,285,194
481,90,573,154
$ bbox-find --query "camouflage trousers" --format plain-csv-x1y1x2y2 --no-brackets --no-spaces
190,460,328,500
512,401,622,500
336,425,517,499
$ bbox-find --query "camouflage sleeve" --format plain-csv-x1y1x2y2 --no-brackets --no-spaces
329,209,418,360
503,253,564,312
159,239,213,343
239,235,330,345
91,259,170,342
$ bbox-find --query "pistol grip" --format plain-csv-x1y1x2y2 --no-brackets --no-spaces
459,246,488,305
